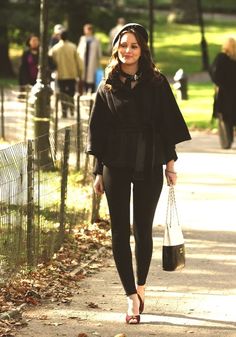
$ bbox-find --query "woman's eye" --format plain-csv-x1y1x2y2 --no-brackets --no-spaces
120,44,138,49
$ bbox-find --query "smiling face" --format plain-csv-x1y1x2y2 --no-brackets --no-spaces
118,32,141,68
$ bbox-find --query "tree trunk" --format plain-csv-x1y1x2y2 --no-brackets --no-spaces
148,0,154,59
67,5,90,43
169,0,198,24
0,25,15,78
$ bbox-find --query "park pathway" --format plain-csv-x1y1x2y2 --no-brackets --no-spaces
15,130,236,337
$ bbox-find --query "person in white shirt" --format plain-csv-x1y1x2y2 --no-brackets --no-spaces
77,23,102,94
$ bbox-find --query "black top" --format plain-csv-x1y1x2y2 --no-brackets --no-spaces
19,49,39,86
210,52,236,89
210,52,236,124
87,73,191,179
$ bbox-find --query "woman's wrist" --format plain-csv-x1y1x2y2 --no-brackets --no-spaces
166,160,176,174
165,169,177,174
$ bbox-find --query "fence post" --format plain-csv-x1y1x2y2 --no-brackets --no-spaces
24,86,29,142
1,86,5,140
76,94,81,171
27,139,34,266
58,127,70,249
53,92,59,159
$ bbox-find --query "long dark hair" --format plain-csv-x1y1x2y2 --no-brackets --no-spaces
105,28,160,89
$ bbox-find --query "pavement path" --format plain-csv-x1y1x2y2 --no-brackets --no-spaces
15,130,236,337
0,88,92,147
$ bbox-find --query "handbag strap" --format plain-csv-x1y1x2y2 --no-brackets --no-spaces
166,185,180,227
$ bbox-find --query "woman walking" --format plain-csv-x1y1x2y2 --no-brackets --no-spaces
87,23,191,324
18,34,39,99
210,37,236,148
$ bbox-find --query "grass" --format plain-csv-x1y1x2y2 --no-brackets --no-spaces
175,81,217,130
126,0,236,12
153,15,236,75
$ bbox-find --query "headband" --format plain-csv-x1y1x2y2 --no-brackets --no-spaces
112,23,148,47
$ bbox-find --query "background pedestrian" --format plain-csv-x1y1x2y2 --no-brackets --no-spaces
49,24,65,48
49,30,83,117
77,23,102,94
18,34,39,99
210,36,236,148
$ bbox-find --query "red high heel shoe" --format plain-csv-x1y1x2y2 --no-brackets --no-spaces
137,293,144,314
126,314,140,324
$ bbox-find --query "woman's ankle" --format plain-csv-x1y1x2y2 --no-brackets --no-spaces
127,293,139,316
137,285,145,300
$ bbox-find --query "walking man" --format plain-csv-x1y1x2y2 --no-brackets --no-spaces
50,30,83,117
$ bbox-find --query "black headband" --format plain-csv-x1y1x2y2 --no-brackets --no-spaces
112,23,148,47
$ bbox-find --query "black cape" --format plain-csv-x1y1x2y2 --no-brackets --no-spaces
87,74,191,166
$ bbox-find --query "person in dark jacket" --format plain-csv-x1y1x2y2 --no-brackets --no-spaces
210,37,236,148
18,34,39,99
87,23,191,324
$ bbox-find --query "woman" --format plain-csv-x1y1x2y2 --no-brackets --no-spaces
87,23,191,324
18,34,39,98
210,37,236,148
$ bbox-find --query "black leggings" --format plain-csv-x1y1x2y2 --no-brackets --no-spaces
103,165,163,296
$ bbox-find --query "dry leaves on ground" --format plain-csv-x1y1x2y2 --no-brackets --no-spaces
0,220,111,337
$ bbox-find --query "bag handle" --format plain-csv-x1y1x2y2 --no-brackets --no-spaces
166,185,180,228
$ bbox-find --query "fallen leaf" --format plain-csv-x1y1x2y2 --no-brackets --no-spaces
25,297,39,305
87,302,99,308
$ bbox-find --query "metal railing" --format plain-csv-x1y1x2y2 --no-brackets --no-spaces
0,87,100,282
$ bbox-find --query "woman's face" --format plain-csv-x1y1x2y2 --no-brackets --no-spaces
118,32,141,66
29,36,39,49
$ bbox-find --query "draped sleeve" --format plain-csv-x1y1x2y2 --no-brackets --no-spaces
158,75,191,146
86,82,109,159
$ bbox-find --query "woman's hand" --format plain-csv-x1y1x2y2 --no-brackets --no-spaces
165,169,177,186
165,160,177,186
93,174,104,194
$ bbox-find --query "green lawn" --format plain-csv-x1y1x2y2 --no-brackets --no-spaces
153,15,236,75
175,82,217,130
126,0,236,12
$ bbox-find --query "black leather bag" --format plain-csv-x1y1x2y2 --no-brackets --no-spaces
162,186,185,271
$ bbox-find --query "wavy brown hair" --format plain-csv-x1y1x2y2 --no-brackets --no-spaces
104,28,160,89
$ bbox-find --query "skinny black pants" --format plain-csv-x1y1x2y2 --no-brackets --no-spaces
103,165,163,296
